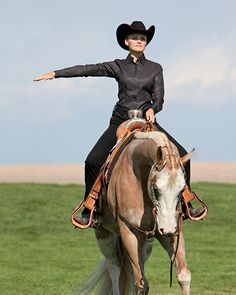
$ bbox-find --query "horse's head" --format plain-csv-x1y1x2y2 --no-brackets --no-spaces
134,130,194,236
148,160,183,236
145,135,194,237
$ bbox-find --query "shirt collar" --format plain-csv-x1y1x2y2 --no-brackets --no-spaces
126,53,146,65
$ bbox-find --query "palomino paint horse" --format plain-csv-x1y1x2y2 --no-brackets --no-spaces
77,129,193,295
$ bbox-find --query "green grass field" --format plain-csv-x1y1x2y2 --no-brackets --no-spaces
0,182,235,295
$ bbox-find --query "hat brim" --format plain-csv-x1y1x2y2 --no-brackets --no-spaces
116,23,155,50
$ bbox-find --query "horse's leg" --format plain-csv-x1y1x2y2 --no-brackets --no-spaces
156,219,191,295
95,227,121,295
172,219,191,295
119,222,149,295
142,237,154,264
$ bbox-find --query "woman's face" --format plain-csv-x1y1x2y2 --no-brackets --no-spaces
125,33,147,53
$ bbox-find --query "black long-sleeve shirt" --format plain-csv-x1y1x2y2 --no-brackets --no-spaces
55,53,164,114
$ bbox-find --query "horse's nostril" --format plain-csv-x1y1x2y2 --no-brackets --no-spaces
159,227,176,237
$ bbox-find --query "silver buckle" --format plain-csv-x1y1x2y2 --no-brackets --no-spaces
128,109,143,119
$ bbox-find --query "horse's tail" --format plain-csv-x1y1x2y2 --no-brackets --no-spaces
73,259,112,295
74,238,134,295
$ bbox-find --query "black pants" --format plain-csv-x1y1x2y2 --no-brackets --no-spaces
84,112,191,200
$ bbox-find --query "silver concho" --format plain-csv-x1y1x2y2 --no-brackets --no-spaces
128,109,143,119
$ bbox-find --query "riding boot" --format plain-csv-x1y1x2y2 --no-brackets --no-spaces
181,161,205,218
188,201,205,217
79,208,90,225
74,160,101,226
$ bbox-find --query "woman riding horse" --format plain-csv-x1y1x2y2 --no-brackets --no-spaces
34,21,204,224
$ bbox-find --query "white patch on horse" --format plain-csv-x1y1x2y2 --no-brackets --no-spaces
154,167,185,235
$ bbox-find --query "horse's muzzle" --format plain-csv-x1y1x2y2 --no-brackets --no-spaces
158,226,177,237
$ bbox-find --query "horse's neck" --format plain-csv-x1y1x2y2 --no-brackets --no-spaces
132,131,181,169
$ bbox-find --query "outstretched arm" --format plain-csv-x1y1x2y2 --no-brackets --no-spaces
34,71,55,81
34,61,118,82
53,62,117,78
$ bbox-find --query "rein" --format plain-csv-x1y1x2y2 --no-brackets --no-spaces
170,204,183,287
119,209,157,239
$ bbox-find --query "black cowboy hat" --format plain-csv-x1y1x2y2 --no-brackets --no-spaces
116,21,155,50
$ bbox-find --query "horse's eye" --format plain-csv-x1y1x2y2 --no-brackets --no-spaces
152,182,158,190
153,186,160,198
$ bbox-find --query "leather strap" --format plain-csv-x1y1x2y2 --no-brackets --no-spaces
182,186,195,203
70,162,106,229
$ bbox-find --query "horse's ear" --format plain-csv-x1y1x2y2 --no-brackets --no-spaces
181,148,195,166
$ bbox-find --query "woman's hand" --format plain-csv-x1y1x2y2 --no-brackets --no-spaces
34,71,55,81
145,108,156,123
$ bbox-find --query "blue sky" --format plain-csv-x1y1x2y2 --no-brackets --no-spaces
0,0,235,164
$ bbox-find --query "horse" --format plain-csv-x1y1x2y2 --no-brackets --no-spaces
76,129,193,295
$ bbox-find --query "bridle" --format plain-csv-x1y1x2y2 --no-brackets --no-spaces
148,158,186,287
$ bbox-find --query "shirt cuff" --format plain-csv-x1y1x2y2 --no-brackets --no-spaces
151,103,163,114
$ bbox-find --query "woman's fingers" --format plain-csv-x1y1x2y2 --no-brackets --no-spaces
33,74,44,81
34,71,55,81
145,108,155,123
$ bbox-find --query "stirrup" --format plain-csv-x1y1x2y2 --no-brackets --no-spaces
70,163,104,229
70,200,96,229
182,187,208,221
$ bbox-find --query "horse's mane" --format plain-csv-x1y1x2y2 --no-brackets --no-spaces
134,131,179,167
134,130,168,147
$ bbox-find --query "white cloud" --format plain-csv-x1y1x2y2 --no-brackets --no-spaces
165,35,236,106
